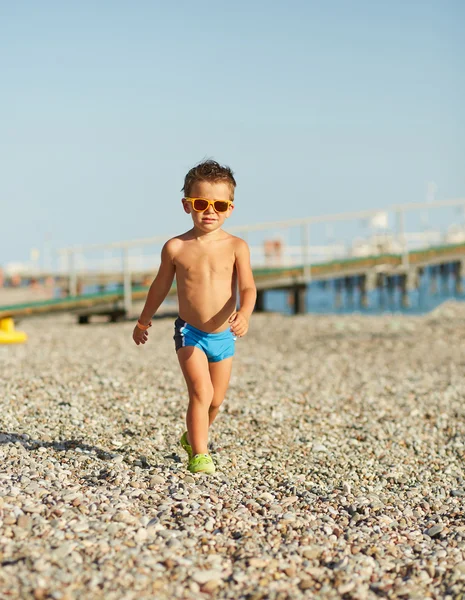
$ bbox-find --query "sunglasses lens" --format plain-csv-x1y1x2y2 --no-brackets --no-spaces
193,199,209,211
214,201,230,212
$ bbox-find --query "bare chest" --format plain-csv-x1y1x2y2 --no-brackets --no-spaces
175,247,235,280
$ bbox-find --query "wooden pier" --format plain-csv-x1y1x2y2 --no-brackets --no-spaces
1,242,464,322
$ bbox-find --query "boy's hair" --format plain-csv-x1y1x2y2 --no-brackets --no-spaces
182,160,236,199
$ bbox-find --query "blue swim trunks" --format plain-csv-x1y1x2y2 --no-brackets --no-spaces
173,317,236,363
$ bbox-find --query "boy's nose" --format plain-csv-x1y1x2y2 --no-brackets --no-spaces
204,204,215,214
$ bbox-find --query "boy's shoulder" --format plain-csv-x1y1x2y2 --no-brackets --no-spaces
165,233,187,246
223,232,250,250
228,234,249,253
161,235,186,261
164,230,194,247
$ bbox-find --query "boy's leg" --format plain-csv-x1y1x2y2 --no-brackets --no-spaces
208,357,233,426
177,346,213,456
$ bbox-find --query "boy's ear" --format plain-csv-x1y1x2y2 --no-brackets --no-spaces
226,203,234,218
182,198,191,214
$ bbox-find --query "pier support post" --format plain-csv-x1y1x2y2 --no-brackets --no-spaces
255,289,265,312
430,266,438,294
386,276,395,307
361,271,376,309
334,279,342,309
359,275,368,308
377,273,385,309
439,263,449,295
293,285,307,315
454,261,464,295
345,276,354,308
400,274,409,308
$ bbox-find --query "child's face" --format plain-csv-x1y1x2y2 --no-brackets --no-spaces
182,181,234,233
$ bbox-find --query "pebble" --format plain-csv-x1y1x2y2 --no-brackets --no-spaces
1,307,465,598
16,515,32,529
192,570,224,584
299,578,313,590
312,443,328,453
426,524,444,538
201,579,222,593
150,475,165,486
301,546,322,559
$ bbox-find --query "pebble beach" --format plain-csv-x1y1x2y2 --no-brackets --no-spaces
1,305,465,599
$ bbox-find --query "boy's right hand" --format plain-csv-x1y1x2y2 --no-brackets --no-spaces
133,325,149,345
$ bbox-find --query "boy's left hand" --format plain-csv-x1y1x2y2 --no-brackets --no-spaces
228,311,250,337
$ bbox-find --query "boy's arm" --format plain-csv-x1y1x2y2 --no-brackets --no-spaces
133,241,176,345
139,241,176,324
229,239,257,337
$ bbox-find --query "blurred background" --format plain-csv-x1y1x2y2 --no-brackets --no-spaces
1,0,464,316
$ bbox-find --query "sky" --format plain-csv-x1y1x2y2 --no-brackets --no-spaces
1,0,464,266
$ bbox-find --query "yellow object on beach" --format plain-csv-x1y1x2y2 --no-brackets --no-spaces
0,318,27,344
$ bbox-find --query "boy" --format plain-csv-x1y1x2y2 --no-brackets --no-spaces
132,160,256,474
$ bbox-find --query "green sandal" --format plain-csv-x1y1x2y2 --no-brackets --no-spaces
180,431,193,460
188,453,216,474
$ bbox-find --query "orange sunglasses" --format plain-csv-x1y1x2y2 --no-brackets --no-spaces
184,197,233,213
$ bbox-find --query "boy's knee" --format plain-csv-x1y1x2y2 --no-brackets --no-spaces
210,395,224,409
189,381,214,402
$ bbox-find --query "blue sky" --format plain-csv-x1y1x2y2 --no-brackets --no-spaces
1,0,464,265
